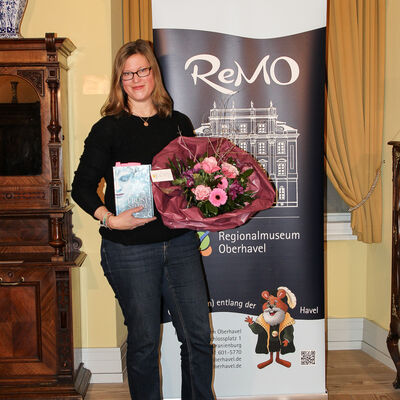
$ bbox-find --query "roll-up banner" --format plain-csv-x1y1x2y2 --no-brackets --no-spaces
153,1,326,398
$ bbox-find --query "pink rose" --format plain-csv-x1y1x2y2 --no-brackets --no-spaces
191,185,211,201
221,162,239,179
209,188,228,207
193,162,202,172
201,157,220,174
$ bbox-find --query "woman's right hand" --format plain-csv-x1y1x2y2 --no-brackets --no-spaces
108,206,157,230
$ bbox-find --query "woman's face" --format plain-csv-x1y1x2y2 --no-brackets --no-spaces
121,53,155,109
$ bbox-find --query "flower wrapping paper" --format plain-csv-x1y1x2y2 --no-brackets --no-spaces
152,136,276,231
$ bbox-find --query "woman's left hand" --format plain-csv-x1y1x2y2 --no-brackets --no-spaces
108,206,157,230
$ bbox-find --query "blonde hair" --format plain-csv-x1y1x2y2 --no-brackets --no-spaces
101,40,172,118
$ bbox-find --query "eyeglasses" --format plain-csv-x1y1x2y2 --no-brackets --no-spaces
121,67,152,81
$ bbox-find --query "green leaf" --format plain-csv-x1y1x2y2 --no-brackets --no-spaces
240,168,254,179
204,201,219,217
172,178,186,186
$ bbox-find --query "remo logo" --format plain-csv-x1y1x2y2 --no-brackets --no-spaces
185,54,300,95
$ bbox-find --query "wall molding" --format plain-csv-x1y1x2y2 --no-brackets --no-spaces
76,318,394,383
325,213,357,241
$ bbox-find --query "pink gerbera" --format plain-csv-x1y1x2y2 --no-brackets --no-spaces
215,175,228,190
209,188,228,207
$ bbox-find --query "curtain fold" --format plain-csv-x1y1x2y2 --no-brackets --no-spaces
123,0,153,42
326,0,385,243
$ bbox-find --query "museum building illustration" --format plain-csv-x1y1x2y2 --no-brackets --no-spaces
195,101,299,208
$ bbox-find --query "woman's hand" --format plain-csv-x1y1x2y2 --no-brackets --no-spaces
108,206,157,230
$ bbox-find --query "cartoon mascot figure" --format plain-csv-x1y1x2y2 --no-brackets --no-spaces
245,287,296,369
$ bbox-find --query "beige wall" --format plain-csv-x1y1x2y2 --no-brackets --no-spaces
325,241,367,318
21,0,125,348
19,0,397,348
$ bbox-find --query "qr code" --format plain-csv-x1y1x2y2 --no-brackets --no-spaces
301,350,316,365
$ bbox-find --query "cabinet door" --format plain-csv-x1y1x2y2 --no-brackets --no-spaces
0,267,57,384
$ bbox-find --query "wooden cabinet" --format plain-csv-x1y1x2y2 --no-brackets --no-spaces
0,34,90,398
388,141,400,389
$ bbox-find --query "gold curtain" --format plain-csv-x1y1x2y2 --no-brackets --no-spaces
123,0,153,43
326,0,385,243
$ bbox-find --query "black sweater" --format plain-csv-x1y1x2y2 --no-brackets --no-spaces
71,110,193,245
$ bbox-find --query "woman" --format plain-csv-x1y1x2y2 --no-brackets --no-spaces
72,40,214,399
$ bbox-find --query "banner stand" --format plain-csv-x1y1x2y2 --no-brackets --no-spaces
153,1,327,398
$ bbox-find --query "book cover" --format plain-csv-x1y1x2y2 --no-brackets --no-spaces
113,163,154,218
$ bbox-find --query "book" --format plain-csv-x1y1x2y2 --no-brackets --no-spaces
113,162,154,218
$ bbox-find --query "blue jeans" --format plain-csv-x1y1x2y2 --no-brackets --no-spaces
101,232,214,400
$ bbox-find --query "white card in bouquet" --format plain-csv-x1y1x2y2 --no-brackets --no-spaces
150,168,174,182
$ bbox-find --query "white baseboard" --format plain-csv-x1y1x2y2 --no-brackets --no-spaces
326,317,363,350
327,317,395,371
361,318,395,371
75,318,396,383
74,341,127,383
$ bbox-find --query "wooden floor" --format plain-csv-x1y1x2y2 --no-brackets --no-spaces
327,351,400,400
86,350,400,399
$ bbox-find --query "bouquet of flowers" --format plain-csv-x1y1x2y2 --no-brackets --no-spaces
168,153,255,218
152,136,276,231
